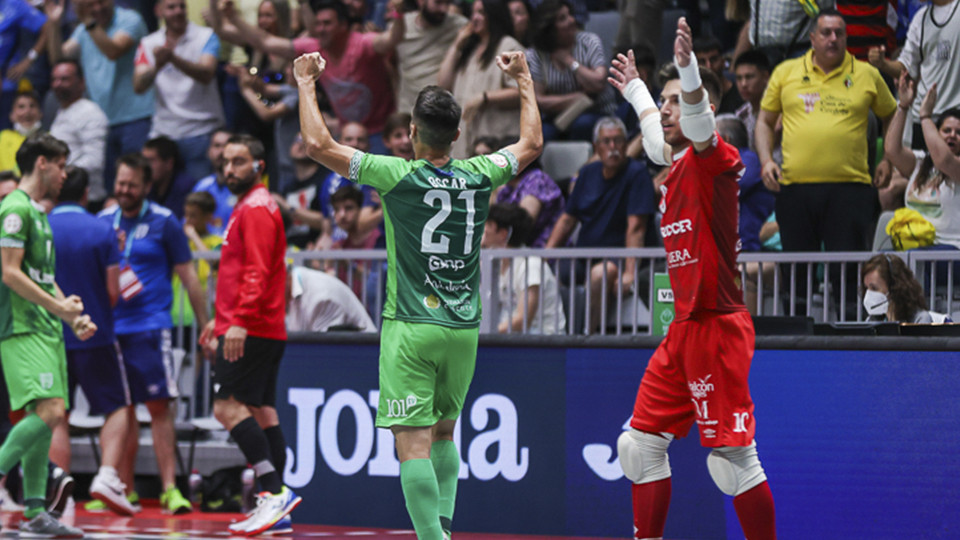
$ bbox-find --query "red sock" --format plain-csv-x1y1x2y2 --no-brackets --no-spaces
733,481,777,540
631,478,671,539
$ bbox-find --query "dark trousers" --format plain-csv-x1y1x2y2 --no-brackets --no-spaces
775,182,878,315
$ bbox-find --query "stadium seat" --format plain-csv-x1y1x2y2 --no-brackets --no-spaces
584,10,620,60
873,210,895,251
541,141,593,183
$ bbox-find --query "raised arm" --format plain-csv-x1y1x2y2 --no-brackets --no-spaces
673,17,714,154
296,52,356,178
919,84,960,182
609,49,671,166
221,0,296,60
45,0,79,61
884,71,918,177
498,51,544,174
370,0,406,55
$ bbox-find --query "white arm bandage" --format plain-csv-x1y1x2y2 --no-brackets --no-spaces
623,79,670,166
675,53,702,93
679,89,716,143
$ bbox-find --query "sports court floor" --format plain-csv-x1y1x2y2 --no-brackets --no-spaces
0,502,610,539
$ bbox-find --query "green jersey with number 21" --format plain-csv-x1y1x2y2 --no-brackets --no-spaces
350,150,518,328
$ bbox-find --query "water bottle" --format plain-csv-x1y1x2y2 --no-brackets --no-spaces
241,466,256,513
188,470,203,505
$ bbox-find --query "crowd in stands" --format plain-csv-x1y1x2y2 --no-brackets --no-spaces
0,0,957,332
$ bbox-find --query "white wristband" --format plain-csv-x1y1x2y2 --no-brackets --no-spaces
675,53,701,93
622,79,657,115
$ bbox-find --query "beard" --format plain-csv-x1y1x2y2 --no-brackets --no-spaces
421,7,446,26
226,173,258,195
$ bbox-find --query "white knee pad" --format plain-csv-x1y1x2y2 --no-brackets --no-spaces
617,429,673,484
707,442,768,496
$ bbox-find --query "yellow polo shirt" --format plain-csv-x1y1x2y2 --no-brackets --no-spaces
761,50,897,185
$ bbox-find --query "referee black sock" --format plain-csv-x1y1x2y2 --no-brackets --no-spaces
230,417,282,494
264,425,287,476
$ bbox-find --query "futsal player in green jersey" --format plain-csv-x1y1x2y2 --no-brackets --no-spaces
296,50,543,539
0,134,96,538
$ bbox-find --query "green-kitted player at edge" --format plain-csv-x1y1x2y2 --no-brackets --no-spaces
0,134,97,538
295,49,543,539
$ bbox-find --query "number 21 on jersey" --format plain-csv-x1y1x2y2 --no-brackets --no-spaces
421,189,477,256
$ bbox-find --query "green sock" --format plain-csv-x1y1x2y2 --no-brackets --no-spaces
24,498,44,520
0,414,50,478
22,426,52,519
430,440,460,534
399,459,443,540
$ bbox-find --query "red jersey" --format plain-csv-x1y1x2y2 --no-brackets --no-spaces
661,135,747,321
215,184,287,340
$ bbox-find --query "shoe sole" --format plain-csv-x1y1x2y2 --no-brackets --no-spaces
165,503,192,515
48,476,75,516
92,488,137,517
19,530,84,539
242,496,302,537
263,526,293,536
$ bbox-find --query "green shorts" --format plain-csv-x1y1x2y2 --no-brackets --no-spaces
376,319,479,428
0,332,69,411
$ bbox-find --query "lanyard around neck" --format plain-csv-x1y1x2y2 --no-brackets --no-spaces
113,201,149,261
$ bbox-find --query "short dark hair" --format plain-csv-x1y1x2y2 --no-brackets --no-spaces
733,49,771,74
16,134,69,175
185,190,217,214
384,112,412,138
225,134,266,162
0,171,19,183
814,7,846,27
143,136,180,164
12,90,40,108
692,36,723,55
54,59,84,80
59,166,89,203
487,203,533,247
330,184,364,208
116,153,152,185
657,63,724,107
715,114,748,149
412,86,461,148
531,0,575,52
310,0,349,21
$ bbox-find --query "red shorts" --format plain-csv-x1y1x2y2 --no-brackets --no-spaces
630,310,757,447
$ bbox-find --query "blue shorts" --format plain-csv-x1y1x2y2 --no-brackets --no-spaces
67,342,131,416
117,329,178,404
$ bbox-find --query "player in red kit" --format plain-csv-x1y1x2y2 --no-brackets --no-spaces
608,18,777,540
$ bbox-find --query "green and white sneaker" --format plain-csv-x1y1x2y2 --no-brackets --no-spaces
85,491,140,513
160,486,191,515
19,511,83,538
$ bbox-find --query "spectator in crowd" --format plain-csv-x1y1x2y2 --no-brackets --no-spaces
736,0,834,64
507,0,533,47
732,50,771,152
133,0,225,182
490,137,563,247
862,254,936,323
546,116,655,332
889,0,960,153
438,0,522,158
835,0,897,65
217,0,398,153
328,184,384,302
207,0,293,158
381,112,414,160
614,0,664,72
392,0,467,116
49,60,109,205
48,0,155,196
238,64,300,190
47,166,137,516
0,0,47,130
0,171,17,200
0,92,43,173
527,0,616,141
886,75,960,249
191,127,235,234
96,153,207,515
343,0,382,32
483,203,566,334
174,191,223,326
273,133,328,249
286,264,377,332
757,9,896,310
694,36,743,114
143,136,197,220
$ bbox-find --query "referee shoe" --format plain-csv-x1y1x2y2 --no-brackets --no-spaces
227,487,301,536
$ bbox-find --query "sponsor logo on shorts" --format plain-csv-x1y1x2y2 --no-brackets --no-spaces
688,375,714,399
385,395,418,418
3,214,21,234
39,373,53,390
702,428,717,438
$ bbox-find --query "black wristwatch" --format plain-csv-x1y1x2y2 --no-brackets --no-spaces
85,20,97,31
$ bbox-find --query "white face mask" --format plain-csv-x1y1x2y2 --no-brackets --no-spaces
863,290,889,316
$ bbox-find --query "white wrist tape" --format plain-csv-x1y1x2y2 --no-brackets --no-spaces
623,79,657,117
675,53,702,93
640,113,670,166
679,91,715,143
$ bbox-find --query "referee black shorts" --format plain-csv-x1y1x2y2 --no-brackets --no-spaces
214,336,285,408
